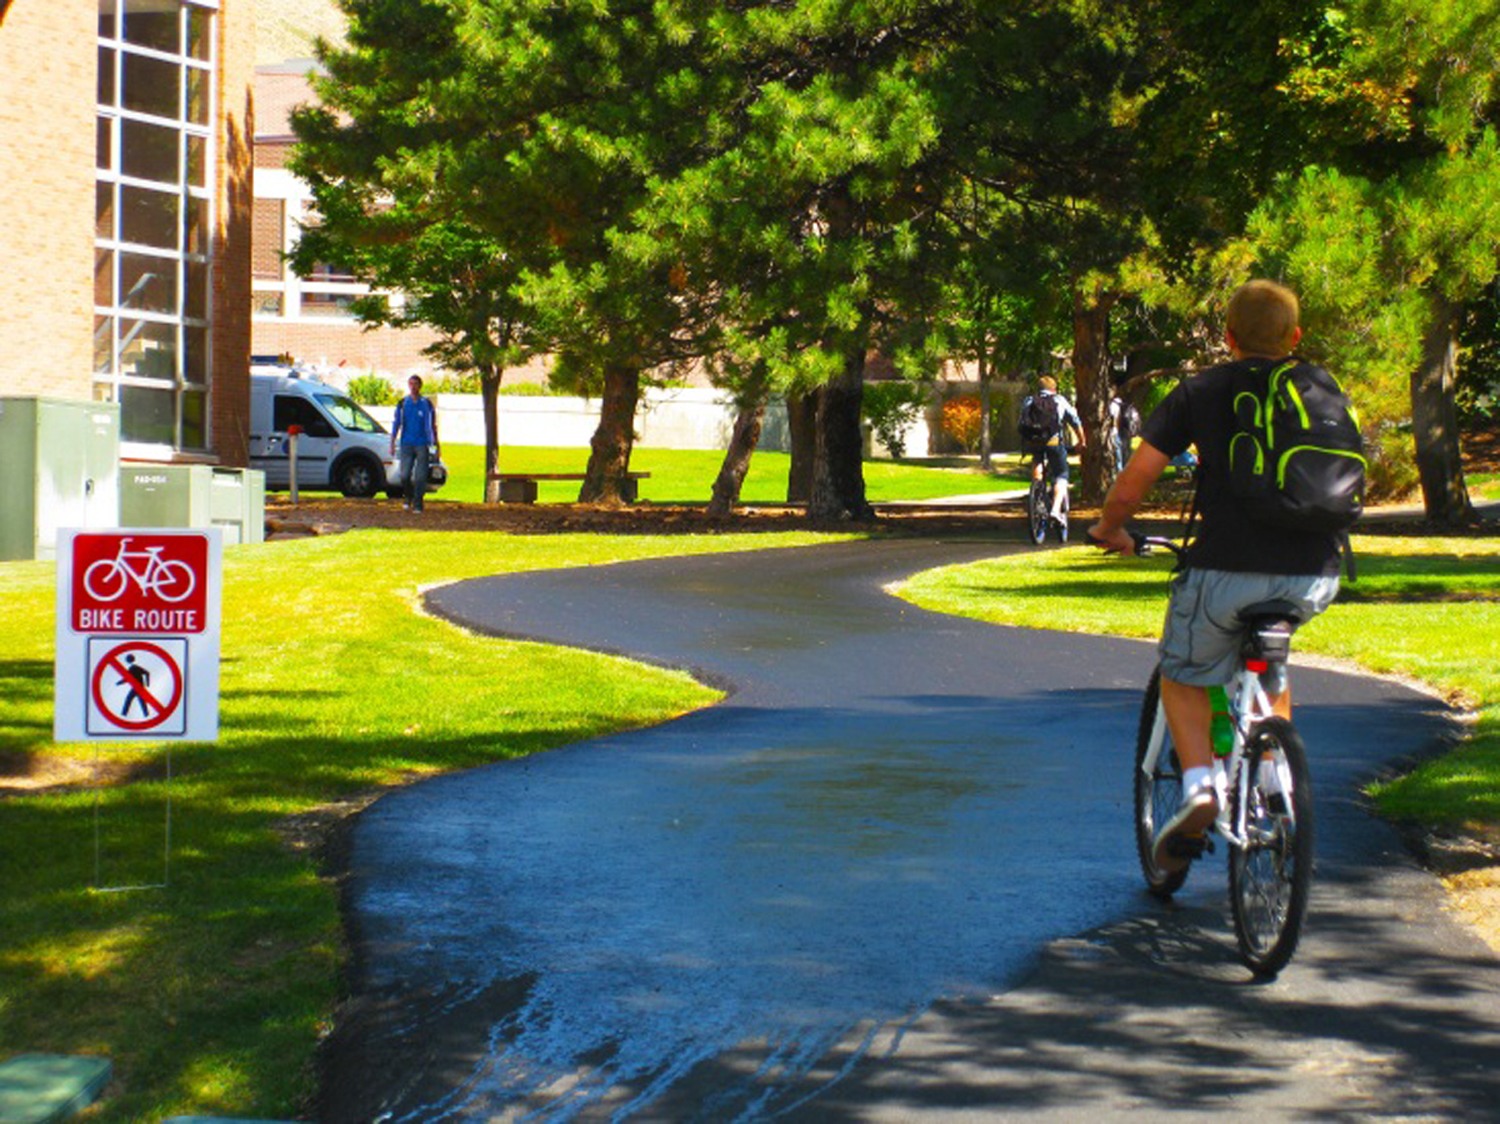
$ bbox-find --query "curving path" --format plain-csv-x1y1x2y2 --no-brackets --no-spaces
322,538,1500,1121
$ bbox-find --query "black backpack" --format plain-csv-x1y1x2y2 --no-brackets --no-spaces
1018,393,1061,450
1117,400,1141,441
1227,358,1366,532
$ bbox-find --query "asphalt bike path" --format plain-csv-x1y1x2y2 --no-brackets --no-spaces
324,538,1500,1121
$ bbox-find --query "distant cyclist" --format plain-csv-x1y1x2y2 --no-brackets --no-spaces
1087,281,1345,872
1018,376,1085,527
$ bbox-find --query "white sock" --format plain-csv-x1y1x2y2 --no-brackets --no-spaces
1182,766,1212,798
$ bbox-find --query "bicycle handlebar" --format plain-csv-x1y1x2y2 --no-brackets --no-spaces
1084,529,1185,559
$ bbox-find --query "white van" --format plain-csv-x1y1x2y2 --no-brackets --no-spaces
248,366,448,498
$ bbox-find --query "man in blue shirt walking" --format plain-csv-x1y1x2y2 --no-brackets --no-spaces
390,375,440,512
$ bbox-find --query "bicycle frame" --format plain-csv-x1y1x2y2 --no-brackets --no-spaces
1139,664,1292,851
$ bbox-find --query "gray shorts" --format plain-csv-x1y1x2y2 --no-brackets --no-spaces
1159,568,1340,692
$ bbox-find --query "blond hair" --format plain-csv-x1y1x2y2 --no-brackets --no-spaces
1227,280,1300,356
1038,375,1058,392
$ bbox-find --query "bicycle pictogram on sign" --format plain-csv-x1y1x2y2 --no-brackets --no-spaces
71,533,208,634
88,638,187,735
83,538,197,603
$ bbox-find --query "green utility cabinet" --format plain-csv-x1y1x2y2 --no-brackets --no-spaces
120,465,266,544
0,397,120,561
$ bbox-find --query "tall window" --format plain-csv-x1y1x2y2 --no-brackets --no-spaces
95,0,216,452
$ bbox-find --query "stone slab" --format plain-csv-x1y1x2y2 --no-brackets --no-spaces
0,1055,111,1124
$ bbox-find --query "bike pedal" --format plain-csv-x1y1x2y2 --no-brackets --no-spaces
1167,834,1208,860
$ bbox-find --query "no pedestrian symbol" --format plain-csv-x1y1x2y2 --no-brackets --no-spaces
87,638,187,736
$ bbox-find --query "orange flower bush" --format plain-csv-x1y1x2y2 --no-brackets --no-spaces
941,395,983,452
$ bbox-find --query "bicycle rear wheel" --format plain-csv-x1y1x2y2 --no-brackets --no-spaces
1027,477,1048,544
1230,717,1314,977
1134,667,1188,897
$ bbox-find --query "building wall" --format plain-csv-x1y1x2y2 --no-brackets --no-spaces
0,0,254,467
213,0,254,466
0,0,96,398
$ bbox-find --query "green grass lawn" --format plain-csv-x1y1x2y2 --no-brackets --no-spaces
426,445,1030,505
1470,471,1500,502
896,535,1500,824
0,528,851,1121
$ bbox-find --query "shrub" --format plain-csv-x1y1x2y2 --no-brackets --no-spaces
498,382,557,396
863,381,927,458
1366,425,1422,502
346,374,398,405
941,395,984,453
423,371,482,394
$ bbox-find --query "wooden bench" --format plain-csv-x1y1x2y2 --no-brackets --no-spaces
486,471,651,504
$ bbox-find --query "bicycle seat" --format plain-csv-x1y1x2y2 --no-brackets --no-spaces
1238,600,1302,666
1236,599,1304,628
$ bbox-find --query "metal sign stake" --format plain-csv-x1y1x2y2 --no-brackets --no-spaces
90,744,172,893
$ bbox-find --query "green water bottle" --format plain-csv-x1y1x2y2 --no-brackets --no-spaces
1209,685,1234,758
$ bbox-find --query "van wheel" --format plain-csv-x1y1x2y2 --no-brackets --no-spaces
336,457,382,499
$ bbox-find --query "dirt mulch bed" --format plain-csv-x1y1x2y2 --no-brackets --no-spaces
264,496,1043,539
1465,425,1500,475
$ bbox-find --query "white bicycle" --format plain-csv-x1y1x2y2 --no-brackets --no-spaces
1121,534,1315,978
83,538,197,603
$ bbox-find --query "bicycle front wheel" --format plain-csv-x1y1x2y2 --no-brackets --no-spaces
1134,667,1188,898
1027,478,1048,544
150,559,197,602
1229,716,1314,977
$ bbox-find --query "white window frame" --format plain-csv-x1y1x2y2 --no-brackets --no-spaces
94,0,218,457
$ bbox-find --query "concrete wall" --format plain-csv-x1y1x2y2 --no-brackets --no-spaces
369,389,799,452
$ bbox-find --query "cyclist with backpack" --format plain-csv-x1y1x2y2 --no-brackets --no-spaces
1087,280,1364,872
1019,375,1085,527
1111,392,1141,471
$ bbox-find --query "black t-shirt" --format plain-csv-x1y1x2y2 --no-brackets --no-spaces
1140,359,1342,576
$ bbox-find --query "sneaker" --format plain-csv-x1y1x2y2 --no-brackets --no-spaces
1152,786,1218,874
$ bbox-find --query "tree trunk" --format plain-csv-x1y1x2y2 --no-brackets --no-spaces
1070,286,1118,504
707,398,766,517
579,362,640,504
786,391,817,503
977,336,993,470
1411,296,1473,524
809,341,875,521
480,364,502,504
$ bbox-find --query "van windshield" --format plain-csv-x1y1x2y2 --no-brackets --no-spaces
315,394,386,434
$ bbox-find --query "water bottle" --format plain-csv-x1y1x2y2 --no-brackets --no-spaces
1209,685,1234,758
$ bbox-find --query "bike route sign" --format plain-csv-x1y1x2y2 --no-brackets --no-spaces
55,529,222,742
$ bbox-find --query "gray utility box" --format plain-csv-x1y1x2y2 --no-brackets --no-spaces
0,397,120,561
121,465,266,545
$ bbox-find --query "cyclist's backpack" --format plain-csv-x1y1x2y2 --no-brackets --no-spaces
1118,400,1141,441
1018,393,1061,451
1227,358,1366,532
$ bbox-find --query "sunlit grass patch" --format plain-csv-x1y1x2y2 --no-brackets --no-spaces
427,444,1029,505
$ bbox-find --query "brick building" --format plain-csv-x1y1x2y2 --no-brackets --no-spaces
0,0,254,465
251,62,558,389
251,62,441,379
